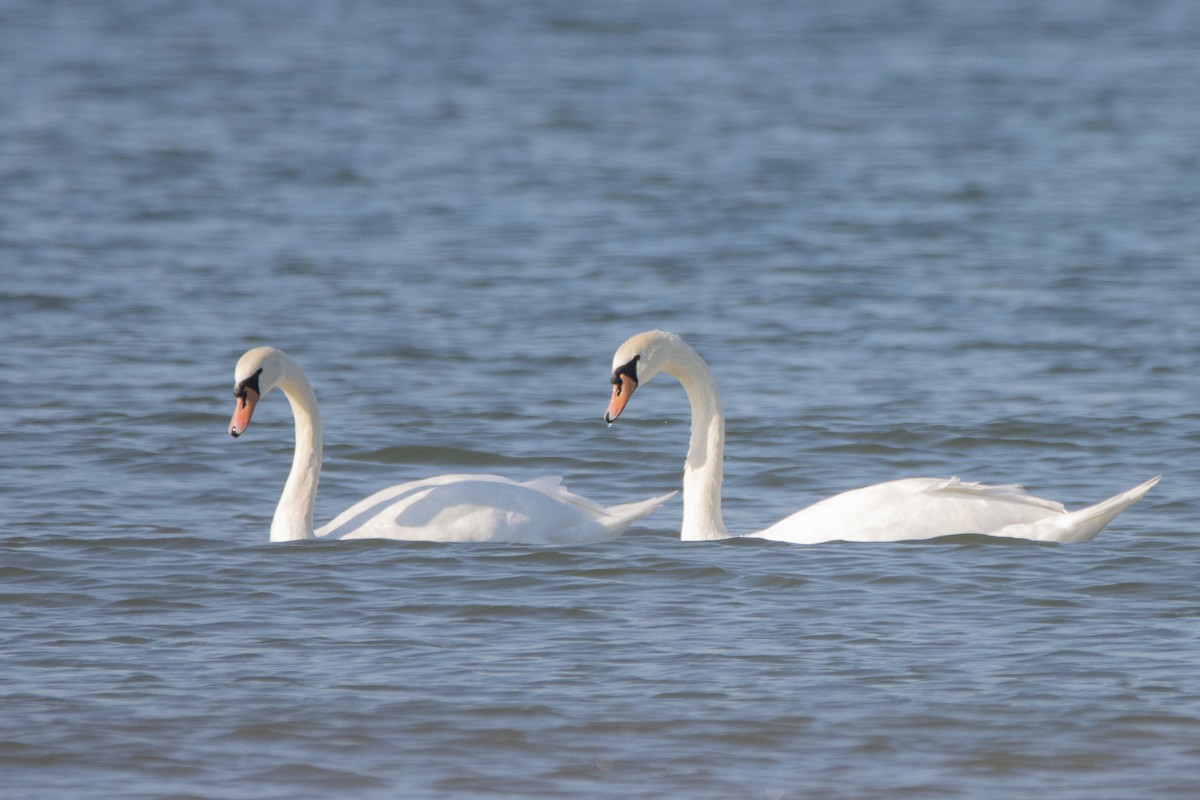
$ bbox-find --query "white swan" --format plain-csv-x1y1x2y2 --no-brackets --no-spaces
229,346,672,544
604,330,1158,544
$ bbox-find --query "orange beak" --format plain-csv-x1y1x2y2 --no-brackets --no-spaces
229,387,260,438
604,374,637,424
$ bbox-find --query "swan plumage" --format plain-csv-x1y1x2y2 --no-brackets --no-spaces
605,330,1157,544
229,346,671,544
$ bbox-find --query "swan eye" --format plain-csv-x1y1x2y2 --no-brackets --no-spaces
610,356,640,393
234,367,263,399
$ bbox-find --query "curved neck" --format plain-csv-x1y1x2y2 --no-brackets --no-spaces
662,343,729,541
271,360,322,542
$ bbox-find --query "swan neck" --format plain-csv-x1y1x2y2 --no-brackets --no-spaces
667,346,729,541
271,361,321,542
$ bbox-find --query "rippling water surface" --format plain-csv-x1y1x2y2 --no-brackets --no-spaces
2,1,1199,797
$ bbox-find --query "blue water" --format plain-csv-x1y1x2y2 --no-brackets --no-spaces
2,1,1199,797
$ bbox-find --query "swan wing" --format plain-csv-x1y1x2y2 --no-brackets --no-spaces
316,474,672,544
751,476,1158,544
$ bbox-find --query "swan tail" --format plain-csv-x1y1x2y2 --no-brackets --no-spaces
523,477,674,534
542,491,675,545
1029,476,1161,543
604,491,681,522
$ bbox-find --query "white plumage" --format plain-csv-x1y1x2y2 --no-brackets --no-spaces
605,330,1157,544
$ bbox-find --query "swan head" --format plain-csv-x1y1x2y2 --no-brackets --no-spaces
605,330,688,423
229,346,288,438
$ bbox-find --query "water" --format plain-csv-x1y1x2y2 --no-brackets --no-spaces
2,0,1199,797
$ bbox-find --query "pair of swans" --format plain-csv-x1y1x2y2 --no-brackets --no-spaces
229,335,1157,545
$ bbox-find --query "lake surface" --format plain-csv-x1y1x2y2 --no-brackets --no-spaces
2,1,1199,797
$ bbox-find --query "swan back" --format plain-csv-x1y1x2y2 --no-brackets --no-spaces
318,473,675,545
753,476,1160,544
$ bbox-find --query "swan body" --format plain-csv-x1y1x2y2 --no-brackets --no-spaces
230,347,672,544
605,330,1158,544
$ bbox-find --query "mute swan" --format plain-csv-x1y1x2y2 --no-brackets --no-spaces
604,330,1158,544
229,346,672,544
